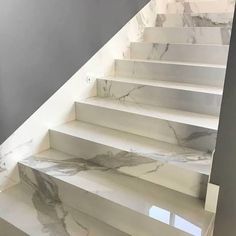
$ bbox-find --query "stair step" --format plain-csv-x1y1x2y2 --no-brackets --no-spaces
75,100,217,153
97,76,223,95
19,149,214,236
155,13,233,27
79,97,218,130
51,120,212,175
0,184,127,236
50,121,210,197
130,42,229,65
166,0,235,14
144,27,231,45
97,77,222,116
115,58,226,87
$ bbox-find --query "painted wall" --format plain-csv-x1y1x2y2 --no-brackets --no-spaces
210,5,236,236
0,0,149,144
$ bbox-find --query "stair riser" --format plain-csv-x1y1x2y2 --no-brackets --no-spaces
130,43,229,65
166,1,235,14
155,13,233,28
75,103,217,152
144,27,231,45
49,131,208,198
97,79,222,116
18,163,190,236
115,60,226,87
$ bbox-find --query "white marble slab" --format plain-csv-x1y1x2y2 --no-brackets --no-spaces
115,59,226,87
75,100,217,152
50,127,209,198
0,183,128,236
51,121,213,174
144,27,231,45
166,0,235,14
97,78,222,116
78,97,219,130
96,76,223,95
155,13,233,27
130,42,229,65
18,149,214,236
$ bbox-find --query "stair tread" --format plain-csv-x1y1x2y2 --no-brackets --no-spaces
119,58,227,69
52,120,212,175
0,184,127,236
20,149,214,236
98,76,223,95
79,97,219,130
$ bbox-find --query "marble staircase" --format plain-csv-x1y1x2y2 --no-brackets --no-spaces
0,0,235,235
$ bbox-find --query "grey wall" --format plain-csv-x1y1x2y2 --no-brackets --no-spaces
0,0,149,144
211,6,236,236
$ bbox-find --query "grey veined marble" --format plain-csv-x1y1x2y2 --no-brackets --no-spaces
17,149,214,236
166,0,235,14
16,164,129,236
155,13,233,27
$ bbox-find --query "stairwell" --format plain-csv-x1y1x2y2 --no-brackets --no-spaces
0,1,235,235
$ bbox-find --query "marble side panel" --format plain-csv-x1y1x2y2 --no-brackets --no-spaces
166,0,235,14
144,27,232,45
0,183,129,236
115,59,226,87
130,43,229,65
18,149,214,236
97,79,222,116
75,102,217,152
155,13,233,27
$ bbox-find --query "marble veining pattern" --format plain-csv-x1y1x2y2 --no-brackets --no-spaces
18,164,128,236
115,59,226,87
130,43,229,65
20,166,90,236
98,79,222,116
166,0,235,14
18,149,214,236
144,27,232,45
155,13,233,27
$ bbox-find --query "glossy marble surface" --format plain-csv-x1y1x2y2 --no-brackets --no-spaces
144,27,232,45
115,59,226,87
155,13,233,27
166,0,235,14
97,76,223,95
76,99,217,152
0,183,128,236
97,78,222,115
51,124,208,198
19,149,214,236
79,97,219,130
130,42,229,65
